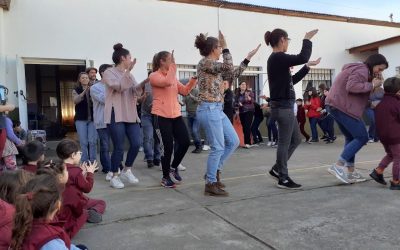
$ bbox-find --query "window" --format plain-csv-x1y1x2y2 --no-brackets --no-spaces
396,66,400,76
302,68,334,93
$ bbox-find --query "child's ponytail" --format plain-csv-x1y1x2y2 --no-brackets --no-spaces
11,192,34,250
10,174,61,250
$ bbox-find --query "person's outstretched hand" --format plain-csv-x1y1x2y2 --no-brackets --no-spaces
304,29,319,40
246,44,261,61
307,57,322,67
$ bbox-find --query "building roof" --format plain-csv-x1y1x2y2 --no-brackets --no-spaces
349,35,400,54
0,0,10,10
161,0,400,28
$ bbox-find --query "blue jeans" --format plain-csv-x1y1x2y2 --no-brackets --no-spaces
142,114,160,161
187,112,202,148
365,108,378,141
318,114,335,139
75,120,97,163
309,117,319,141
97,128,111,173
327,106,369,166
197,102,240,183
107,110,141,173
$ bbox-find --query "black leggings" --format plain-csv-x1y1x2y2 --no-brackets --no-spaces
239,111,254,145
153,115,190,179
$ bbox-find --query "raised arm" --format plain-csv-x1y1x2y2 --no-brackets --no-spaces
150,64,176,88
201,50,234,75
177,77,197,96
103,69,135,93
279,39,312,68
292,66,310,84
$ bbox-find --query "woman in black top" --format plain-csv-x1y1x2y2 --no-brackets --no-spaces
223,80,234,123
265,28,320,189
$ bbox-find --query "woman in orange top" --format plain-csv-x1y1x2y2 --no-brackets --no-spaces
150,51,197,188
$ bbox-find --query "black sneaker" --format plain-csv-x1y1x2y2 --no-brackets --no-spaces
147,160,154,168
369,169,387,185
191,147,202,154
277,177,302,190
269,168,279,180
390,181,400,190
75,244,89,250
320,135,328,140
87,209,102,223
153,159,160,167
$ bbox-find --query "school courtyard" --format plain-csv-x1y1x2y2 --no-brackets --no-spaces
46,137,397,250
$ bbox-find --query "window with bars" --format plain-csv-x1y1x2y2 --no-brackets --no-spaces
302,68,334,93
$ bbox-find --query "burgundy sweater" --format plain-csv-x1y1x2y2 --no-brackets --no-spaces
375,93,400,145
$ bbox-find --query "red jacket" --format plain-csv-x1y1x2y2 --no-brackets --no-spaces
305,97,321,118
0,199,14,249
58,163,93,238
23,164,38,173
326,63,373,119
22,219,71,250
375,93,400,145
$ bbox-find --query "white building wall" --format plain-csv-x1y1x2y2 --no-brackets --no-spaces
379,43,400,78
1,0,400,106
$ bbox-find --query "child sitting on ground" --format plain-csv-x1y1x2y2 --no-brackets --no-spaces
56,139,106,238
0,170,33,249
21,140,45,173
370,77,400,190
13,120,27,141
10,174,88,250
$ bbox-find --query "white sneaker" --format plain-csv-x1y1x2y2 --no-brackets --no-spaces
120,169,139,184
177,164,186,171
267,141,272,146
202,145,211,151
368,139,374,143
347,170,367,183
105,172,113,181
139,147,144,152
243,144,251,149
110,176,125,189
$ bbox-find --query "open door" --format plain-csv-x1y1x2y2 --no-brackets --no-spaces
16,56,28,130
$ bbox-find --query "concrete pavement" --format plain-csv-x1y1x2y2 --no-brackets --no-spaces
63,138,397,250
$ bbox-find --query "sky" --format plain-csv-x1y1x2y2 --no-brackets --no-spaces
226,0,400,22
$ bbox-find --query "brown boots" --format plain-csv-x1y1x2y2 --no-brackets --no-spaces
204,170,228,196
204,183,229,196
216,170,225,189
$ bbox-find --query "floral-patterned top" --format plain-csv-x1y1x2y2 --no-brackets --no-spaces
197,49,249,103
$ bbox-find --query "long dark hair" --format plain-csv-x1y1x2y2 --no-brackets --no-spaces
11,174,61,250
364,54,388,79
0,170,34,204
307,87,318,98
264,29,288,47
76,72,88,88
194,33,219,57
152,51,170,72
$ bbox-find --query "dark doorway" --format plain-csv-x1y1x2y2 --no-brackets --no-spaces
25,64,86,139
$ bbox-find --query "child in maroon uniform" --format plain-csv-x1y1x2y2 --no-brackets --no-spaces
56,139,105,238
370,77,400,190
296,98,310,142
21,140,45,173
0,170,33,249
10,174,87,250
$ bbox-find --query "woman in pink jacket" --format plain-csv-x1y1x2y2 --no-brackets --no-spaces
150,51,197,188
325,54,388,184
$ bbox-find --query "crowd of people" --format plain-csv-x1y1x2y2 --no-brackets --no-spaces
0,26,399,249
